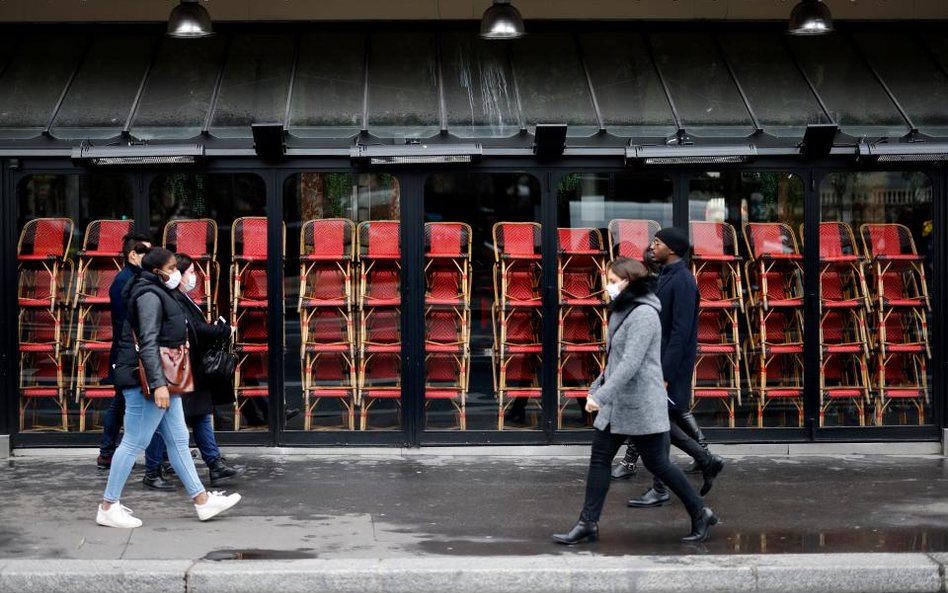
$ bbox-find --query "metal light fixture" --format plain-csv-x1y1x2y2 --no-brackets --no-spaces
788,0,834,36
167,0,214,39
351,144,483,165
857,142,948,163
480,0,525,40
626,144,757,166
72,144,205,166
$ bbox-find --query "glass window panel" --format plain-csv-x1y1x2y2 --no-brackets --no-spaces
366,33,440,138
923,33,948,76
442,33,520,139
149,174,269,430
648,33,755,138
788,34,909,138
210,34,295,138
284,173,400,431
131,36,227,140
819,172,933,427
16,174,133,433
856,33,948,138
556,173,672,430
579,33,676,139
689,172,804,429
50,36,154,139
425,174,541,432
510,33,599,137
718,33,828,138
289,33,365,139
0,36,85,139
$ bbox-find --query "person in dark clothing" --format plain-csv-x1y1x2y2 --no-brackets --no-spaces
97,233,167,483
552,258,718,545
172,254,245,485
626,227,725,507
96,247,241,529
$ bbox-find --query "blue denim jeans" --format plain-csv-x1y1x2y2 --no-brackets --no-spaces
103,387,205,503
99,387,165,470
186,414,220,467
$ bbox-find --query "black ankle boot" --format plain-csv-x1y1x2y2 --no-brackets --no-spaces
700,455,724,496
611,446,640,480
682,507,718,543
209,457,246,485
552,518,599,545
142,469,176,491
627,487,670,508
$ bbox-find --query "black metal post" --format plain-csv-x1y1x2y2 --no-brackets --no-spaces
400,172,425,446
267,168,285,446
540,170,559,440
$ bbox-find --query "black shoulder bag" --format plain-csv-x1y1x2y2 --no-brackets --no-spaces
202,337,237,377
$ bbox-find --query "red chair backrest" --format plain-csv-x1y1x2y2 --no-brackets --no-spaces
426,223,469,257
691,222,736,257
20,218,73,258
167,219,216,259
497,223,540,258
235,218,268,259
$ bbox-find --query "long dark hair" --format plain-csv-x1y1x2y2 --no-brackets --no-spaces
175,253,194,274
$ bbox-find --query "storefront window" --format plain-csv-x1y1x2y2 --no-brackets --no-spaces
150,174,268,431
819,172,934,427
284,173,400,431
16,174,133,433
556,172,672,429
689,172,805,429
425,174,542,431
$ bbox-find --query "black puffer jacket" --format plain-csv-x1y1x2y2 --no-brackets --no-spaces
113,271,190,392
172,290,232,417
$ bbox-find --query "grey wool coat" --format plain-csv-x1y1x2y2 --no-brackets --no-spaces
588,291,671,436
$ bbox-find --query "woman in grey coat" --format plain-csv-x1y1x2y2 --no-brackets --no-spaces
552,257,718,544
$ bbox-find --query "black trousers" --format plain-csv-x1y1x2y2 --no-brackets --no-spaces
580,426,704,523
651,409,712,492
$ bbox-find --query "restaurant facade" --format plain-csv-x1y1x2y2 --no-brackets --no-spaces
2,1,947,449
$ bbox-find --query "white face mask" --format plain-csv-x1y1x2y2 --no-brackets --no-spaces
182,272,197,293
605,280,627,301
162,269,182,291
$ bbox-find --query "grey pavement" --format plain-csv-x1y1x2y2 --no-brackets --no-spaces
2,448,948,592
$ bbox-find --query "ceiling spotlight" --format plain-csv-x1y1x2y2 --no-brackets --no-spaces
788,0,834,36
167,0,215,39
480,0,525,40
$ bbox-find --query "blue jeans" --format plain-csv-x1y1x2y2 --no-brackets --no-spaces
99,388,165,470
186,414,220,467
103,387,205,503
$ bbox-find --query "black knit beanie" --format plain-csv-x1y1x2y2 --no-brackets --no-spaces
654,227,690,257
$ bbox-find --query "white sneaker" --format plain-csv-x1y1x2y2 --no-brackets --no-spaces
195,491,241,521
96,502,143,529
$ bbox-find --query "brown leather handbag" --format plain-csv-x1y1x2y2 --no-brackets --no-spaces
134,333,195,398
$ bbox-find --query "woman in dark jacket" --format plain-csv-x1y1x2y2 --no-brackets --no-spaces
173,254,244,484
552,257,718,545
97,247,241,529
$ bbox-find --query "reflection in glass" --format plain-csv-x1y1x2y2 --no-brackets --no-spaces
210,35,295,138
425,174,541,431
367,33,439,138
688,172,805,429
16,175,133,433
788,34,909,137
289,33,365,138
51,36,155,139
442,33,520,138
820,172,933,427
579,33,676,138
0,36,85,139
510,33,599,137
717,33,828,138
648,33,755,137
556,173,672,429
131,36,227,140
284,173,401,431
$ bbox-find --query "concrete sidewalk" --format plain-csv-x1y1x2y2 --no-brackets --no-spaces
2,449,948,592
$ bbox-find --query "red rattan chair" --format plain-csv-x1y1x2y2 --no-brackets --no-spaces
425,353,467,430
492,222,541,308
819,352,869,427
165,218,220,319
299,219,355,310
358,221,401,308
75,350,114,432
359,352,401,430
607,219,660,261
18,218,75,311
744,346,804,428
743,223,803,311
497,352,542,430
691,221,744,312
303,351,356,431
557,351,600,428
691,353,740,428
233,351,269,431
19,351,68,431
860,223,930,311
425,222,472,307
874,351,928,425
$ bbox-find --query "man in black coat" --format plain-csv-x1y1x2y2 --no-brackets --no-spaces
626,227,725,507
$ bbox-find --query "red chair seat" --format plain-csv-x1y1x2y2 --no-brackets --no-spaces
694,389,732,399
361,388,400,398
237,388,268,397
882,298,926,307
304,343,351,353
884,388,925,399
425,389,463,399
764,388,803,398
17,254,60,261
767,344,803,354
236,344,269,353
698,344,737,354
21,388,60,397
824,389,864,398
504,388,542,398
306,388,352,397
363,344,401,353
19,343,57,352
561,344,603,353
300,297,348,307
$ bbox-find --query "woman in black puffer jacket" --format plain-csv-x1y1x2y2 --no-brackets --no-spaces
97,247,241,529
172,253,245,485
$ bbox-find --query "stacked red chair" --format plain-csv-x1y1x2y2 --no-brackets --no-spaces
164,219,219,321
424,222,472,430
358,220,402,430
607,219,660,261
743,223,804,427
17,218,74,431
73,219,132,431
298,218,356,430
809,222,871,426
556,228,607,428
492,222,542,430
230,217,284,430
690,221,744,427
860,223,930,424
